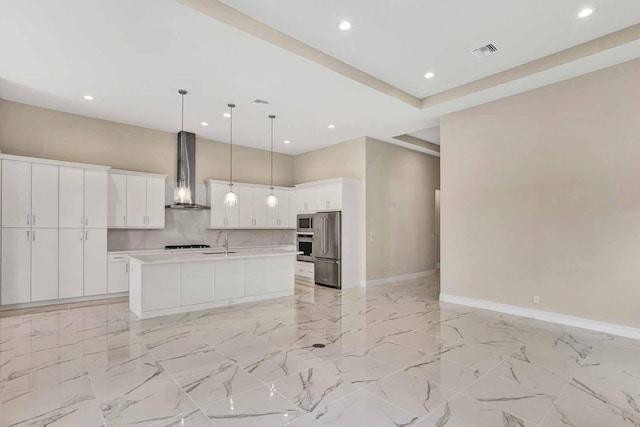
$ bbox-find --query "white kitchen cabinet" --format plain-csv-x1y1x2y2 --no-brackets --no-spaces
244,258,271,296
214,259,244,300
110,171,166,229
84,170,108,228
31,164,59,228
1,228,31,304
31,228,58,302
206,181,240,228
181,262,214,305
271,256,295,292
2,160,31,227
295,187,316,214
107,256,129,294
126,175,147,228
59,167,85,228
83,228,107,296
316,182,342,211
108,173,127,227
142,264,180,311
239,186,267,228
267,189,292,228
59,229,84,299
146,176,165,227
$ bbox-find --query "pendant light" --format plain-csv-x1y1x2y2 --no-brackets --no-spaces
266,114,278,208
224,103,238,207
174,89,192,204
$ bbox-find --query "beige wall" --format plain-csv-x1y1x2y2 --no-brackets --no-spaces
365,138,440,281
0,100,294,186
441,58,640,329
293,137,365,184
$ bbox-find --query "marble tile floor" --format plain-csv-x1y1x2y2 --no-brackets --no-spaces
1,276,639,426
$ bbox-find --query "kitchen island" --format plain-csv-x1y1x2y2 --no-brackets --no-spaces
128,248,300,319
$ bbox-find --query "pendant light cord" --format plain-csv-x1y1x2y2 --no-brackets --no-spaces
228,104,235,186
181,93,184,131
269,115,275,190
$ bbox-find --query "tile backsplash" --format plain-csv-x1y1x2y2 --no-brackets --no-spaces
108,209,295,251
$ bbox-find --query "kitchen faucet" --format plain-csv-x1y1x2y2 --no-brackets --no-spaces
223,232,229,255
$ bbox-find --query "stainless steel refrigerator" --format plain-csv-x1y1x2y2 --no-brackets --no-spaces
313,211,341,288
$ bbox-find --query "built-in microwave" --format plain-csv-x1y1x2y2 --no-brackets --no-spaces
297,214,314,233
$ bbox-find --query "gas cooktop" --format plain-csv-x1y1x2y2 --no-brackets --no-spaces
164,244,211,250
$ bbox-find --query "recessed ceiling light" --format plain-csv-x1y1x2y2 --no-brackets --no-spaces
578,7,595,18
201,121,209,127
424,72,435,79
223,112,231,118
338,20,352,31
283,140,291,144
83,95,94,101
328,124,335,129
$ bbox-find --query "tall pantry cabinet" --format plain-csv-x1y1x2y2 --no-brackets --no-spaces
0,155,109,305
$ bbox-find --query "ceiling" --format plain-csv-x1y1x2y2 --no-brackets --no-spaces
222,0,640,98
1,0,639,156
409,127,440,145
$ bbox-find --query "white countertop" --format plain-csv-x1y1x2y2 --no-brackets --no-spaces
129,248,301,265
109,245,296,256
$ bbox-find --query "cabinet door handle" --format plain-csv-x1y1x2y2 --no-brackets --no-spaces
123,215,126,223
80,231,83,240
27,230,30,240
85,217,88,226
33,230,36,241
125,263,129,273
27,214,30,226
85,231,88,240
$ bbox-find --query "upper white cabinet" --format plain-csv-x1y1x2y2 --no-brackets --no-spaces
108,170,166,229
316,182,342,211
31,164,59,228
239,186,268,228
84,170,108,228
59,167,108,228
59,167,85,228
107,173,127,227
206,182,240,228
294,180,344,214
2,160,32,227
267,189,291,228
206,180,294,229
146,176,165,227
295,187,316,214
126,175,147,227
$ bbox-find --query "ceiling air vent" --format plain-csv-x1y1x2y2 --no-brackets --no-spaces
251,98,270,106
471,43,498,58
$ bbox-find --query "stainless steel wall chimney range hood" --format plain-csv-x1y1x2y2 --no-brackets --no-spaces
165,130,209,210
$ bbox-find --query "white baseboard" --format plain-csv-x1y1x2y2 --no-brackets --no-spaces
363,270,436,287
439,293,640,340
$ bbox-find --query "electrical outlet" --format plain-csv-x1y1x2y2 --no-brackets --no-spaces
533,296,540,304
